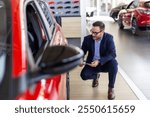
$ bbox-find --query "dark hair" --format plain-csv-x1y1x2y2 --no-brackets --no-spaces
92,21,105,30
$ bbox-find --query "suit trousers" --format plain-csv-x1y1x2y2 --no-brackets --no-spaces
80,59,118,88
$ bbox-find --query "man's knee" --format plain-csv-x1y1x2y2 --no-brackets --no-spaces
108,60,118,73
80,72,88,80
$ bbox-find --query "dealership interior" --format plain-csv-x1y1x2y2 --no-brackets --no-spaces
1,0,149,100
56,0,150,100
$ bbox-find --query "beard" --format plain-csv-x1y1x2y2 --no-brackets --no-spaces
92,36,99,40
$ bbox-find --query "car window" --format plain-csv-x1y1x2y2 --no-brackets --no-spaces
0,0,6,82
128,4,136,9
0,0,6,52
122,5,127,9
37,0,55,37
127,1,137,9
38,0,53,27
144,1,150,8
133,1,139,7
26,3,47,62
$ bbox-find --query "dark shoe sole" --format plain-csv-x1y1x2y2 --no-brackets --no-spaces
108,88,115,100
108,96,115,100
92,74,100,87
92,82,99,87
92,80,99,87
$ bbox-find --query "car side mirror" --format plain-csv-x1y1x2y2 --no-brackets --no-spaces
28,45,83,85
39,45,83,75
11,45,84,99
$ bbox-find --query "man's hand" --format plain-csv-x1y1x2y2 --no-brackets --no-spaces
88,60,100,67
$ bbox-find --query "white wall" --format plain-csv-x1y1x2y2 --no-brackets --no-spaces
86,0,91,7
80,0,87,43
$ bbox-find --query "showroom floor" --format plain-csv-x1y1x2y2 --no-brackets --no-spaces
69,66,138,100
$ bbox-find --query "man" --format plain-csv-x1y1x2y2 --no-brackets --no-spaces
80,21,118,100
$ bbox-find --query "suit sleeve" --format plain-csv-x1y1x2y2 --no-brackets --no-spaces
81,37,88,56
100,36,117,65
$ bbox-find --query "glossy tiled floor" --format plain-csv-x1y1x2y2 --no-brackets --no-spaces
70,66,138,100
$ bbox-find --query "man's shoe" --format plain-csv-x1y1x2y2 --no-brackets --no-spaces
108,88,115,100
92,74,100,87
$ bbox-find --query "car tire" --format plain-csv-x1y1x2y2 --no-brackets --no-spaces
112,14,118,22
113,17,118,22
131,19,139,35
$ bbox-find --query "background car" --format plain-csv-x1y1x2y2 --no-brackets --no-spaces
109,4,127,21
86,7,96,17
118,0,150,35
0,0,83,100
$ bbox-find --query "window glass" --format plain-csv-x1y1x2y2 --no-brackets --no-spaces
144,1,150,8
129,4,134,9
0,0,6,82
26,4,47,61
38,0,55,37
133,1,139,7
0,1,6,45
38,0,54,27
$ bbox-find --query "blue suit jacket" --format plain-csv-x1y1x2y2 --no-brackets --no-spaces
81,32,117,66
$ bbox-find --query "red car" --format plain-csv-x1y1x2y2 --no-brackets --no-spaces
0,0,83,100
118,0,150,35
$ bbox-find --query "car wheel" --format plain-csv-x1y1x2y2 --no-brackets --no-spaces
118,19,124,29
111,15,117,22
113,17,118,22
131,19,139,35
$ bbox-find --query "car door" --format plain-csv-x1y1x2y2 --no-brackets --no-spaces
36,0,68,100
0,0,83,100
18,0,67,100
123,1,136,27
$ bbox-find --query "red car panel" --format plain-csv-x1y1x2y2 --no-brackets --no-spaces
11,0,66,100
11,0,26,78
